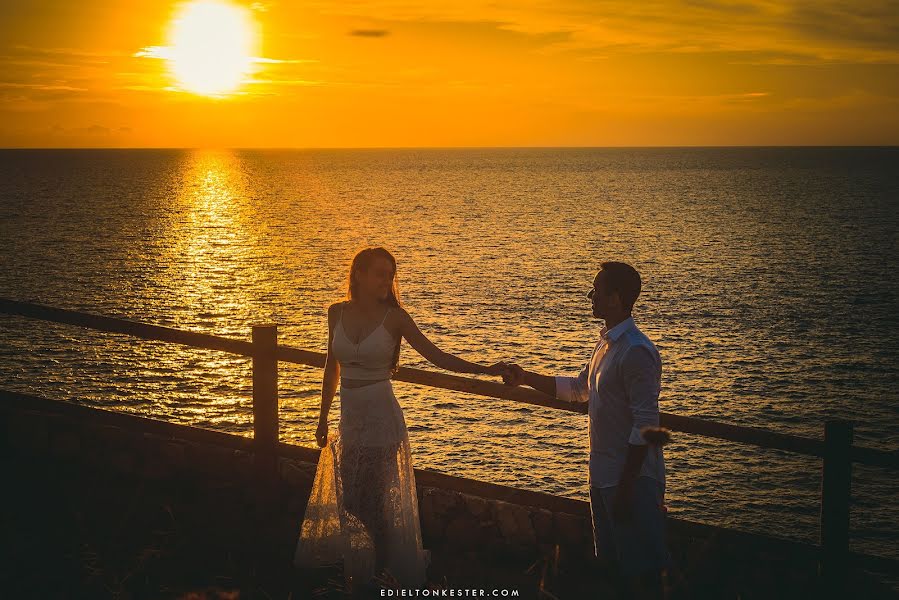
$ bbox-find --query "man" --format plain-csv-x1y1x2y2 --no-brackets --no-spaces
504,261,670,598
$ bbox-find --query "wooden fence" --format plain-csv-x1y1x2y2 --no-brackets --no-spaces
1,297,897,583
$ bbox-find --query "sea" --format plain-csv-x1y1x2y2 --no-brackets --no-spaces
1,147,896,560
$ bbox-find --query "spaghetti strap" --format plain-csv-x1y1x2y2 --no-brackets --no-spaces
379,306,392,326
335,302,345,332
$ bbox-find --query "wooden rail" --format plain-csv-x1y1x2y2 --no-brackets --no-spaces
2,297,897,583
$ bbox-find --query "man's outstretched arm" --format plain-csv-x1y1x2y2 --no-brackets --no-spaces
507,357,591,403
515,368,557,398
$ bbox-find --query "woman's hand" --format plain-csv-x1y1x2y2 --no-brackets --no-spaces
482,361,513,377
315,419,328,448
481,361,504,376
502,363,525,386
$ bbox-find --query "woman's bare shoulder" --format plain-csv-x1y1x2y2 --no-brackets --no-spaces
390,304,411,321
385,304,408,339
327,301,348,320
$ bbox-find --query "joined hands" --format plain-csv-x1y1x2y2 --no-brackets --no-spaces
483,361,526,386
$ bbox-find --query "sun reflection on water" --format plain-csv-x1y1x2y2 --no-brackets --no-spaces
150,150,266,431
165,151,258,328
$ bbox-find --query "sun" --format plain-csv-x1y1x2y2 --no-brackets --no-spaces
166,1,259,97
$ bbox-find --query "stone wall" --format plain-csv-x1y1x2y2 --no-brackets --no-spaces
1,394,596,565
5,391,893,599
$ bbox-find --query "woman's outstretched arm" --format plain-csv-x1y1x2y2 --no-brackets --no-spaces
316,303,341,447
397,307,508,376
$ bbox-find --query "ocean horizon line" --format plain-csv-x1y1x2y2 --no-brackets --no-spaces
1,144,898,151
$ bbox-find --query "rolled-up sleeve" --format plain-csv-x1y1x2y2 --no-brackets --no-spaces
555,359,590,403
620,345,661,445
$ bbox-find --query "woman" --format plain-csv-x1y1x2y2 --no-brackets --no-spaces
293,247,510,593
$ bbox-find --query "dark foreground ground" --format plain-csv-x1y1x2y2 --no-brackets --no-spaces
2,450,896,599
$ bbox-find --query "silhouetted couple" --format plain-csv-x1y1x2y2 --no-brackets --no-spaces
293,248,669,599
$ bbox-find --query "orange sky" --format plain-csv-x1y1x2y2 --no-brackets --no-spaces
1,0,898,147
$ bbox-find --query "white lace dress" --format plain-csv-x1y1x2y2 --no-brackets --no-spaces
293,306,429,592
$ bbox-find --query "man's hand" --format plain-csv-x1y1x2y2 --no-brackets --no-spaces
502,363,526,386
483,361,515,377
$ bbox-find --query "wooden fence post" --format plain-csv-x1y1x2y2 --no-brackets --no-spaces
252,324,278,486
820,419,853,589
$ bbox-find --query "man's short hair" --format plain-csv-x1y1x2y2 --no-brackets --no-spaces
599,261,641,311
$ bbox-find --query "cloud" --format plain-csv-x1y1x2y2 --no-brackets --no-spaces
538,90,775,114
44,124,130,136
8,44,126,61
134,46,313,66
244,78,324,86
133,46,172,60
253,57,317,64
349,29,390,37
303,0,899,64
0,44,118,104
787,3,899,50
0,82,87,91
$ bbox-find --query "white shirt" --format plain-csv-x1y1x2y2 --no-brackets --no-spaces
555,316,665,489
